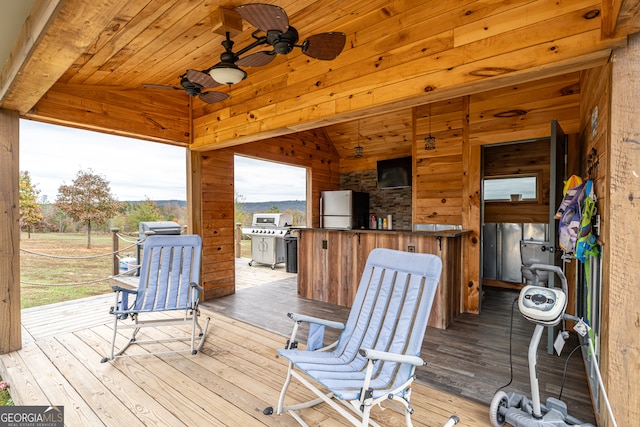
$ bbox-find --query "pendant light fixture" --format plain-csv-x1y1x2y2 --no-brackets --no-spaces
354,119,364,158
424,104,436,150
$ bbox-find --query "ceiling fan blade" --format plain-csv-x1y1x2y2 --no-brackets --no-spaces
186,70,221,88
236,51,276,67
199,91,229,104
142,83,182,90
236,3,288,33
302,32,347,60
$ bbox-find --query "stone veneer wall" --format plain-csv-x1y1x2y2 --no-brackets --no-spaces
340,170,412,230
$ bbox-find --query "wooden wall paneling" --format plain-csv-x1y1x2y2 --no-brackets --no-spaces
199,150,235,299
602,35,640,427
327,109,414,169
0,109,21,353
579,64,611,225
483,203,549,224
414,100,464,226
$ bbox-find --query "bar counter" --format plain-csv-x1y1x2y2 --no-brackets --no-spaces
291,227,469,329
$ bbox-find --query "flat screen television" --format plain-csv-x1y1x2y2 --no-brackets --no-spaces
377,156,412,189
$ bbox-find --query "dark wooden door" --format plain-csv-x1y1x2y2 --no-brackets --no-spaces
547,119,567,352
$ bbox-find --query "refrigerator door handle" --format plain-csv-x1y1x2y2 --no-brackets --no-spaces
319,196,323,228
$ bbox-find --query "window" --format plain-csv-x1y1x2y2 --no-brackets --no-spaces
483,176,537,201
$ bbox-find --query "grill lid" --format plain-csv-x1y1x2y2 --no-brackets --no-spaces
251,213,292,228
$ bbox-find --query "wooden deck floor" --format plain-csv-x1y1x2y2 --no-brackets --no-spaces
1,259,491,426
209,259,596,425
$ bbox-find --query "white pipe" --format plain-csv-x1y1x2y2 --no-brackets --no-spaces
529,324,545,418
587,334,618,427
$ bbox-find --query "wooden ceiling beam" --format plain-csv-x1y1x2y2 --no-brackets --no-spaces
0,0,130,114
24,83,190,145
601,0,625,39
601,0,640,39
210,7,243,38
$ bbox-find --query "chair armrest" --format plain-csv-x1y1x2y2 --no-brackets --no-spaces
287,312,345,330
111,286,136,294
359,348,425,366
190,282,204,292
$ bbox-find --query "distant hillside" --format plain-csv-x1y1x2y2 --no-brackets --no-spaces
125,200,186,207
242,200,306,213
156,200,187,207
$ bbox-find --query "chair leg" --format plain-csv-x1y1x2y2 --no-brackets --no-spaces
276,361,294,414
100,313,120,363
190,309,210,355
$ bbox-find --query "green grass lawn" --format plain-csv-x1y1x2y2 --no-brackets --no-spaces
20,233,251,309
19,232,134,309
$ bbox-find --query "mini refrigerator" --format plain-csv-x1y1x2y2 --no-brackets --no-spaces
320,190,369,229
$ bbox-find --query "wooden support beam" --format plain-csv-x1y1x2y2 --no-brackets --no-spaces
25,83,190,146
601,0,624,39
0,108,21,354
210,7,244,38
0,0,130,114
602,32,640,427
461,96,481,314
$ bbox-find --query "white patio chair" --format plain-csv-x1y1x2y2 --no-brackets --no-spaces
264,248,443,426
101,234,210,362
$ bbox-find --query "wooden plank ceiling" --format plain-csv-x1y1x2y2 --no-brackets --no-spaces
2,0,639,149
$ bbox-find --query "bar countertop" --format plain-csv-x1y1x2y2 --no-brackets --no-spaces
291,227,470,238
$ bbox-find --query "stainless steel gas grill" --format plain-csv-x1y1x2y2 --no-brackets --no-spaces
242,213,293,269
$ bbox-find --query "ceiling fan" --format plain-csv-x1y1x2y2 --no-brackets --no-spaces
143,3,346,104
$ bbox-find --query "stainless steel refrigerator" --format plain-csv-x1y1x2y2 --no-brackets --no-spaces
320,190,369,229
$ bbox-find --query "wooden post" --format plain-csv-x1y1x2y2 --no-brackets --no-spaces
235,223,242,258
111,228,120,276
187,149,202,238
0,109,21,354
601,34,640,427
461,96,481,314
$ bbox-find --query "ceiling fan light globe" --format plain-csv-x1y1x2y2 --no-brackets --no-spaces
209,65,247,85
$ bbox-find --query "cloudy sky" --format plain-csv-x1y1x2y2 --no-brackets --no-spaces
19,120,306,203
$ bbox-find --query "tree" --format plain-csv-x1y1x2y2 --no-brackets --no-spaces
55,169,121,248
126,199,164,231
234,193,252,226
19,171,44,238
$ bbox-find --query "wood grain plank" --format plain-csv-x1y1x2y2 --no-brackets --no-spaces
0,345,50,406
0,110,21,353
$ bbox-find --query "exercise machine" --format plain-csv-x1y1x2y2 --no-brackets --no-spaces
489,264,599,427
